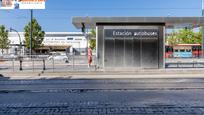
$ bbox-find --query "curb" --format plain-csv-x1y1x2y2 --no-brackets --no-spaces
1,69,204,79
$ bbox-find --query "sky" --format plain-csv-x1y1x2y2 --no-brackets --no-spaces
0,0,203,32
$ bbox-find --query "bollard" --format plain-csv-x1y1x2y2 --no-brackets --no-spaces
12,59,14,72
177,61,181,68
19,59,22,71
52,58,54,72
94,65,97,71
193,61,196,68
12,59,15,72
43,59,45,70
32,59,34,72
72,53,75,71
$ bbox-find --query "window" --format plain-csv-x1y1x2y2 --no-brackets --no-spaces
175,49,178,52
180,49,185,52
67,38,73,40
186,49,191,52
75,38,82,40
192,46,196,51
166,46,173,52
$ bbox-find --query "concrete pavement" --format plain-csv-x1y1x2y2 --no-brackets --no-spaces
1,68,204,79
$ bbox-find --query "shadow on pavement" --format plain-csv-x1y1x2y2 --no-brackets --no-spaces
0,74,10,80
39,76,73,80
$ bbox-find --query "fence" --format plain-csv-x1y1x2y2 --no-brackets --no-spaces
0,54,97,72
1,55,204,72
165,58,204,68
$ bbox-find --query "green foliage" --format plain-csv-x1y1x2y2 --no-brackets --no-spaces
24,18,45,50
166,28,202,45
0,25,10,54
89,39,96,50
194,28,202,44
89,29,96,50
166,30,179,45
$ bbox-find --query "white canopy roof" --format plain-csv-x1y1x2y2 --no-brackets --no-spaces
72,17,204,29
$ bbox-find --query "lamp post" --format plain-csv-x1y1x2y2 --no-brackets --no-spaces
202,0,204,16
10,28,23,71
30,9,33,56
202,0,204,58
10,28,22,55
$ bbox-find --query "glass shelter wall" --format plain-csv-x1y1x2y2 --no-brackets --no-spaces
103,26,161,69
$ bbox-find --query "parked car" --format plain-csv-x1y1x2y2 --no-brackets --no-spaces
47,53,69,62
0,54,18,60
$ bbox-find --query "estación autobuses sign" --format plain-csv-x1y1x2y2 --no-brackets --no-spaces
0,0,46,9
105,29,159,38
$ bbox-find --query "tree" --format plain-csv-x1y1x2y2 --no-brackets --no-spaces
176,28,195,44
193,28,202,44
24,18,45,51
0,25,10,54
166,30,180,45
166,28,202,45
89,29,96,50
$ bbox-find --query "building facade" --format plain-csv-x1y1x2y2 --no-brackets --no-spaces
5,32,87,55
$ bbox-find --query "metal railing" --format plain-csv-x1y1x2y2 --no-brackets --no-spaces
2,55,204,72
165,58,204,68
0,54,97,72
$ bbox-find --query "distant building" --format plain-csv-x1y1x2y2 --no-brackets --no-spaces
5,32,88,55
7,32,24,55
1,0,12,7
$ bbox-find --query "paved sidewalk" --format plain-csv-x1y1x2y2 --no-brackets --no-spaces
1,68,204,79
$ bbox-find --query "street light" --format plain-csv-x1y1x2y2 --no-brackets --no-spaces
202,0,204,58
10,28,22,55
10,28,23,71
202,0,204,16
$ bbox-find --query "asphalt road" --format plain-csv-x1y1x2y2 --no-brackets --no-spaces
1,78,204,115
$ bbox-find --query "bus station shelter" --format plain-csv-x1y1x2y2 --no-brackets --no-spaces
72,17,204,70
